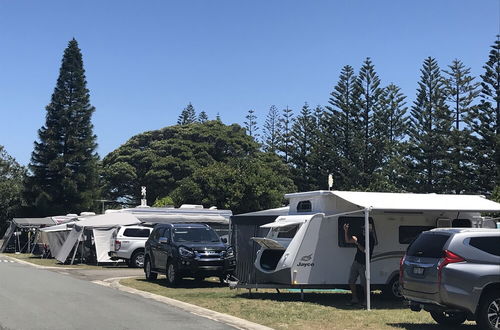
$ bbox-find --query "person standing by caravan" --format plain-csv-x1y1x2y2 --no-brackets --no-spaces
343,222,375,306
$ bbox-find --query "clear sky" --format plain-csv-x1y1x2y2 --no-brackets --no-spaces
0,0,498,165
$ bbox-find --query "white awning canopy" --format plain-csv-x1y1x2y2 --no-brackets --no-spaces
75,213,140,228
332,191,500,212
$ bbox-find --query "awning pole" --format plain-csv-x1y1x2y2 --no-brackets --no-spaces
365,207,371,311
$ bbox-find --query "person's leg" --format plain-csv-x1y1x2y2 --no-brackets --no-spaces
348,262,360,303
359,264,367,306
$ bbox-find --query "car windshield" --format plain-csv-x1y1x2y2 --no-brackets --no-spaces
172,227,220,243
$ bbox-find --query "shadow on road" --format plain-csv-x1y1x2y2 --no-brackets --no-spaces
386,323,476,329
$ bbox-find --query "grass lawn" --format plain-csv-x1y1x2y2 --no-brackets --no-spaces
2,253,127,269
120,277,476,330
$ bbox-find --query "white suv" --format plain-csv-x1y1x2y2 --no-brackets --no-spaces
108,225,153,268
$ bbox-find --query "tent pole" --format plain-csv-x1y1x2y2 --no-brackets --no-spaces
30,230,39,254
70,232,81,265
365,207,371,311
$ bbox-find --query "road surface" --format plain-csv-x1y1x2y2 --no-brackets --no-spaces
0,257,235,330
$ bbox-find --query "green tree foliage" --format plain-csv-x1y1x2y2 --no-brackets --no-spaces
369,84,409,191
407,57,452,193
101,121,259,205
198,111,208,123
177,103,197,125
24,39,99,216
442,60,480,193
325,65,362,189
0,146,26,234
170,153,295,214
262,105,281,153
244,109,259,138
153,195,174,207
355,58,384,186
289,103,316,191
470,38,500,193
277,106,294,163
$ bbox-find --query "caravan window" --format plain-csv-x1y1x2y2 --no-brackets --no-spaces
338,217,377,247
399,226,435,244
452,219,472,228
274,225,299,239
297,200,312,212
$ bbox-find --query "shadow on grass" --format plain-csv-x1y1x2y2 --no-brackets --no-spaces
231,290,410,310
386,323,476,329
135,277,227,289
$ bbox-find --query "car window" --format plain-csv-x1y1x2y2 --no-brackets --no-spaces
123,228,151,238
152,227,165,241
469,236,500,256
172,227,220,243
399,226,435,244
406,233,450,258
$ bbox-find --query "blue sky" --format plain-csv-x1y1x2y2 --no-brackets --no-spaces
0,0,498,165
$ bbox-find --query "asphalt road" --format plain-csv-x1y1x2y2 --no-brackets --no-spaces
0,258,235,330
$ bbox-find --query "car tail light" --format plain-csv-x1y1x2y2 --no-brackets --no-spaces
437,250,464,283
399,255,406,281
115,240,121,251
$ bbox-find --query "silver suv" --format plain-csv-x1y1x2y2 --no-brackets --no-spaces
108,225,153,268
401,228,500,329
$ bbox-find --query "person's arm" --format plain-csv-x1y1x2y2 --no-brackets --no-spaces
343,223,357,244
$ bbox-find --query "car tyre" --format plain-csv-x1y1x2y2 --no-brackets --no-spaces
144,258,157,281
129,250,145,268
166,261,179,286
383,276,403,300
477,291,500,330
429,310,466,326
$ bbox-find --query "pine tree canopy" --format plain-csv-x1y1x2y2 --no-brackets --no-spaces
178,103,197,125
25,39,99,216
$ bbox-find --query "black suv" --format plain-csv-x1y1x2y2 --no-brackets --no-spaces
144,223,236,285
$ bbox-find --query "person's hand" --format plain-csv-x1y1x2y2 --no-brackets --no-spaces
352,236,358,243
343,223,349,232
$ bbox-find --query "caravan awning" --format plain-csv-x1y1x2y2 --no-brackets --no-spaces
75,213,140,228
135,214,229,224
332,191,500,212
13,217,56,227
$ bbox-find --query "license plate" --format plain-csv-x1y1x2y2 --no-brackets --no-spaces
413,267,424,275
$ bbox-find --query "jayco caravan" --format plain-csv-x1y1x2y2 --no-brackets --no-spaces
243,190,500,305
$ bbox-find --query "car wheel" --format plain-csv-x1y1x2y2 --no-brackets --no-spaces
129,251,145,268
477,291,500,330
144,258,157,281
429,310,466,326
166,261,178,286
383,276,402,299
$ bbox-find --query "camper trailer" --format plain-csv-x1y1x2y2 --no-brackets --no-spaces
242,190,500,300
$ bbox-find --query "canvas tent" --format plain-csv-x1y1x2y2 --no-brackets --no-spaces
0,217,61,253
38,222,78,258
55,213,140,264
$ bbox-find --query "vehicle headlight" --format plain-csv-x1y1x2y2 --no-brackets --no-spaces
226,247,234,258
179,246,194,257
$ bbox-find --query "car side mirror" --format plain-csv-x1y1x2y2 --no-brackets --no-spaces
221,237,227,243
159,237,170,244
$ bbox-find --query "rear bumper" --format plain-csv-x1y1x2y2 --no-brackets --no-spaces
403,289,472,314
108,251,128,261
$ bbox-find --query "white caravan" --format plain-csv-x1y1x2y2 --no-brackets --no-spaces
251,190,500,301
